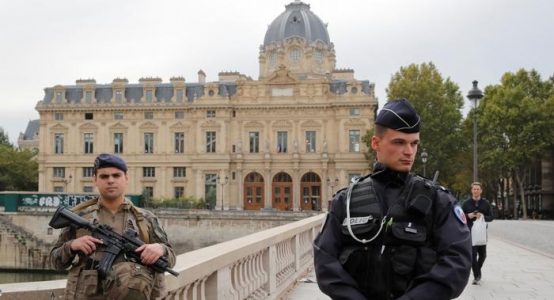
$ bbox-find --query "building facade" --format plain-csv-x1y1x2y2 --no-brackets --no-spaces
36,1,377,211
17,119,39,151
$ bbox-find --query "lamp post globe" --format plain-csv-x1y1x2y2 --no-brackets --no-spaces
467,80,484,182
421,149,428,177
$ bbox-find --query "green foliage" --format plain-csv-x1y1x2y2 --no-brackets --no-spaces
143,195,207,209
0,128,12,148
478,69,554,216
480,69,554,168
362,128,376,166
0,146,38,191
385,62,465,191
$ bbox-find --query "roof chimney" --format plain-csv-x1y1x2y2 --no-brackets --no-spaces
198,70,206,84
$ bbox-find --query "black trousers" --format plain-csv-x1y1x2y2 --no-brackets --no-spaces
472,245,487,279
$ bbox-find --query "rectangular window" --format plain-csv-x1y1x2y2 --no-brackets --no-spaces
54,186,64,193
85,91,93,103
53,167,65,178
115,90,123,103
350,107,361,116
145,90,153,102
114,111,124,120
176,89,184,102
143,186,154,199
84,133,94,154
173,167,186,177
143,167,155,177
206,131,216,153
54,133,64,154
144,111,154,119
54,112,64,121
249,132,259,153
305,131,316,152
85,112,93,120
83,186,94,193
175,111,185,119
174,187,185,198
349,130,360,152
174,132,185,153
55,92,63,103
207,110,216,118
144,132,154,153
82,167,94,177
277,131,288,153
114,133,124,154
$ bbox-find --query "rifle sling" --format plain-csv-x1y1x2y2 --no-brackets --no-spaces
72,198,150,244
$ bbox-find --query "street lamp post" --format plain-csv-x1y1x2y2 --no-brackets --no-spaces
217,175,228,211
467,80,484,183
326,177,339,210
421,149,428,177
63,174,73,193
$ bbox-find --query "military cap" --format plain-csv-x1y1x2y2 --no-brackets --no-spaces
93,153,127,173
375,99,420,133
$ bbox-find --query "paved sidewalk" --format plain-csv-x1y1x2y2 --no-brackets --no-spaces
286,237,554,299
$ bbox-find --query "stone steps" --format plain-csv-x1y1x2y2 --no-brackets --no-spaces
0,215,53,270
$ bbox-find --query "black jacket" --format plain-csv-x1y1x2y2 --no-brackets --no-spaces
313,165,472,300
461,197,494,230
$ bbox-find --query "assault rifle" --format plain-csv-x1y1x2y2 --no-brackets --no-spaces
49,206,178,278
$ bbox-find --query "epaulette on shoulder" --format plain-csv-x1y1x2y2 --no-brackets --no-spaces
413,174,450,193
437,185,450,193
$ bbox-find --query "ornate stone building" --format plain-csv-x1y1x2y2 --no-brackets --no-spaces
35,1,377,211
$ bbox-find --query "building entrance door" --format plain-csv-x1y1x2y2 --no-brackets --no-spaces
272,172,292,211
244,172,264,210
300,172,321,210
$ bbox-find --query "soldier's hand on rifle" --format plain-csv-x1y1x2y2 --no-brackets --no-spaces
70,236,103,255
135,243,164,265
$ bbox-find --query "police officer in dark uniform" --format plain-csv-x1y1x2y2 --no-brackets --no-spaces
314,99,472,300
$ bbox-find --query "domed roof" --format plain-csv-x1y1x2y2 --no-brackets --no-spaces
263,1,330,46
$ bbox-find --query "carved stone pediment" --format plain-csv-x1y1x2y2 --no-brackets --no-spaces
169,121,190,130
79,122,98,131
50,123,69,131
139,121,159,130
200,120,221,128
266,65,297,85
272,120,292,128
244,121,264,128
300,120,322,128
344,119,367,127
109,122,128,130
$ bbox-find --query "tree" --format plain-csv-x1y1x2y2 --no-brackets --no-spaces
478,69,554,218
384,62,465,191
0,147,38,191
0,127,11,148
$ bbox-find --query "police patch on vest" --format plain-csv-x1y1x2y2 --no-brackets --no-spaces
342,215,374,226
453,205,467,225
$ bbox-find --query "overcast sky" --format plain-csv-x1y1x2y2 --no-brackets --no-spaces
1,0,553,143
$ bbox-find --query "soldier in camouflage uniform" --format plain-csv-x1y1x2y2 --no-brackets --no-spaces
50,153,176,299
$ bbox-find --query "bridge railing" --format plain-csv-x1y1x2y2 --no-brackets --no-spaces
0,213,325,300
164,213,325,299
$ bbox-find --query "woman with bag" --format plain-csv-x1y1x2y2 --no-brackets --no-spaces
462,182,494,285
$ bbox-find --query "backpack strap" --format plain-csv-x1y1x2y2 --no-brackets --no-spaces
71,198,99,212
130,204,150,244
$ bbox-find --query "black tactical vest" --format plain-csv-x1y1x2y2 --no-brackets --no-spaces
339,174,438,299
